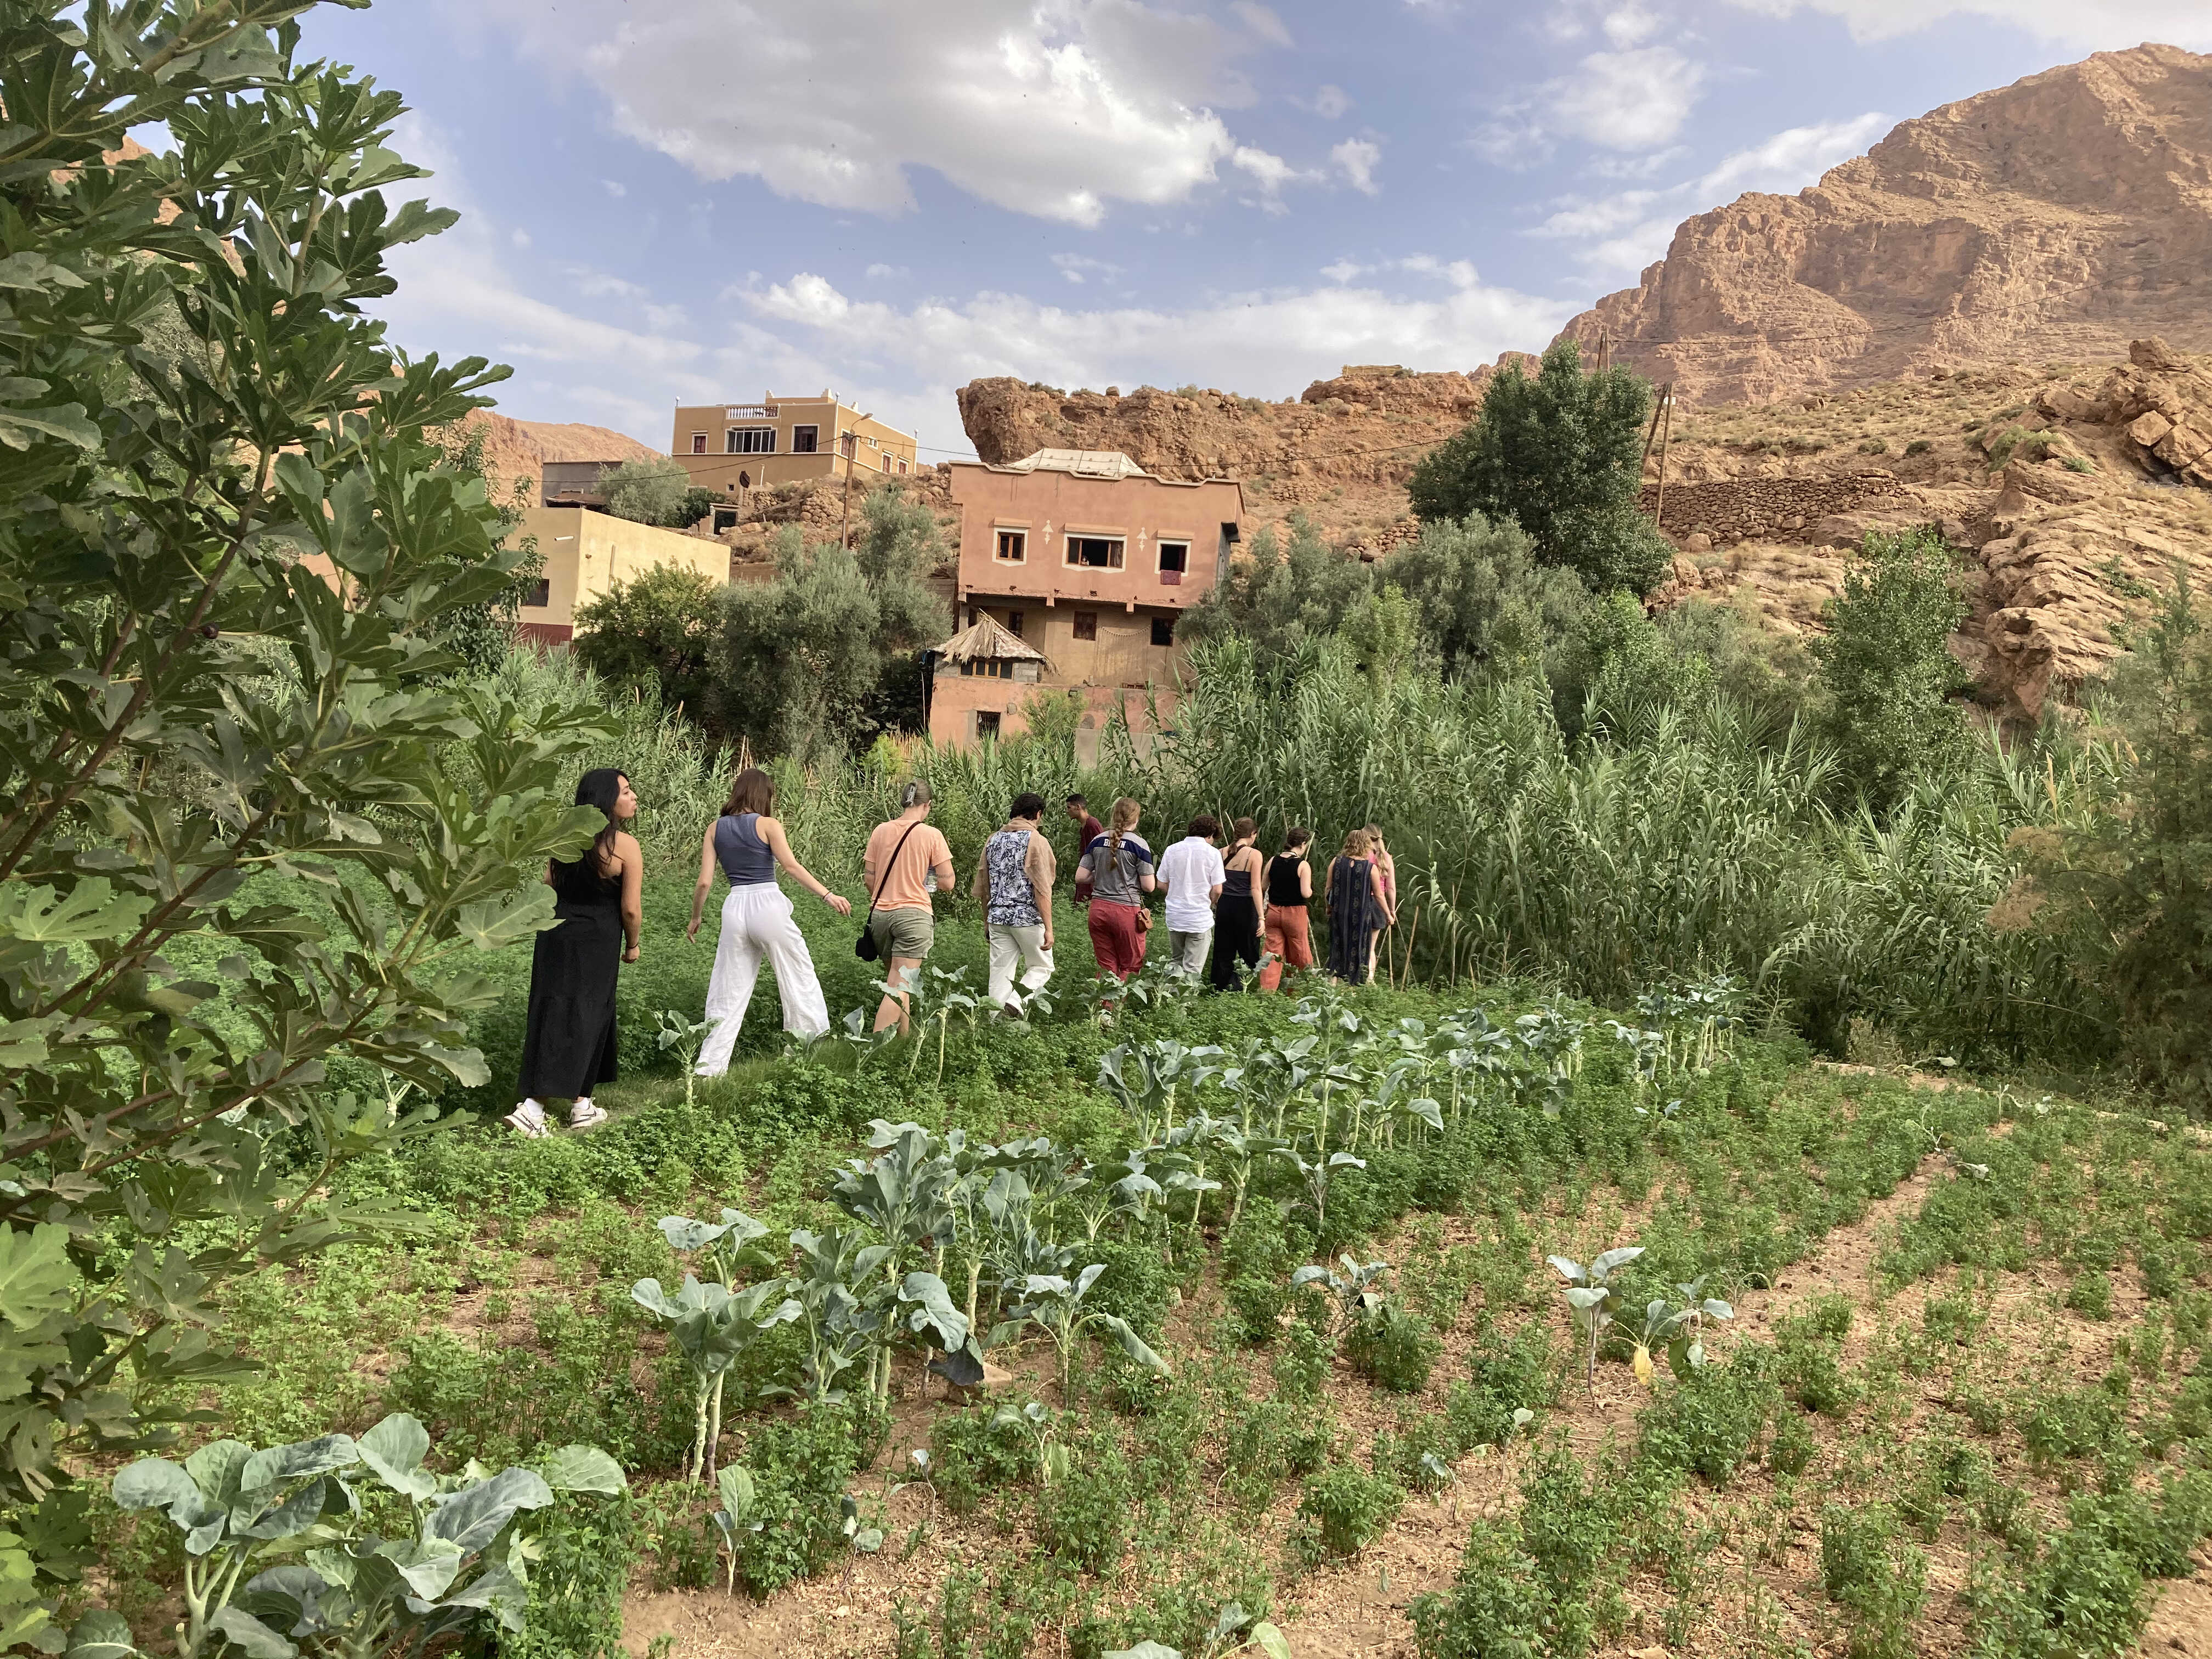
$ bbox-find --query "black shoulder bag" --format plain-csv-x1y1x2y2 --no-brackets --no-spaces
855,821,924,961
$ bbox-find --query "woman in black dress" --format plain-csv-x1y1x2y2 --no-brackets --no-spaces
1325,827,1391,985
507,769,642,1137
1209,817,1265,991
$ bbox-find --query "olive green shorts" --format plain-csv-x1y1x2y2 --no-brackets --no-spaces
870,907,935,961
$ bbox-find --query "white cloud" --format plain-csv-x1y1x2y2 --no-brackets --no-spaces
510,228,531,249
1723,0,2212,46
865,263,910,280
475,0,1300,226
737,269,1575,410
1321,258,1367,283
1600,3,1664,46
601,179,627,198
1313,83,1352,119
1546,47,1705,149
1051,252,1123,285
1473,38,1706,163
1231,1,1294,47
1331,138,1383,194
1530,110,1891,277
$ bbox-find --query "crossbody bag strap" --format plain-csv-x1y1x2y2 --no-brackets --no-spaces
866,821,926,920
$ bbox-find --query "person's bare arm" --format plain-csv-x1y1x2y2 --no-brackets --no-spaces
686,826,718,940
1299,859,1313,900
1371,863,1394,924
617,833,644,960
1026,832,1055,947
763,816,853,916
1138,858,1157,895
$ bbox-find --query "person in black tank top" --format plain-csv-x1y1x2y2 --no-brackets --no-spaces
1210,817,1266,991
509,769,642,1137
1257,826,1316,992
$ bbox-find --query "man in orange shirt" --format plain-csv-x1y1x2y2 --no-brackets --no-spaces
861,780,956,1033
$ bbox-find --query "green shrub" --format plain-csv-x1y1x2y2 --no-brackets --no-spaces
1410,1520,1549,1659
2021,1385,2128,1469
1769,1410,1816,1476
1037,1434,1132,1572
728,1410,868,1595
1084,1237,1176,1341
1273,1320,1335,1401
1859,437,1889,455
1905,439,1932,456
1376,1410,1459,1494
1777,1325,1857,1417
2068,1271,2114,1320
501,1494,639,1659
1297,1463,1405,1560
1819,1504,1927,1659
1346,1299,1442,1393
1976,1526,2146,1659
928,1406,1031,1517
1449,1320,1562,1449
1638,1346,1781,1485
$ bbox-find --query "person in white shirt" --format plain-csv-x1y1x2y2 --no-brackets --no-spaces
1155,815,1226,980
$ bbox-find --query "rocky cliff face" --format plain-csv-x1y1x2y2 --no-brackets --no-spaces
453,409,660,497
1555,44,2212,407
955,362,1534,552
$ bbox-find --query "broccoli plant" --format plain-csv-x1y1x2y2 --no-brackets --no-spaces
630,1277,800,1482
1547,1245,1645,1386
657,1207,772,1288
1106,1600,1291,1659
1629,1277,1735,1385
709,1466,761,1597
653,1009,715,1105
109,1415,622,1658
1274,1143,1366,1231
989,1401,1071,1489
990,1265,1171,1396
780,1227,889,1407
1290,1256,1392,1334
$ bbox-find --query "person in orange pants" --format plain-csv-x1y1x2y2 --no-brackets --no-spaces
1256,826,1315,992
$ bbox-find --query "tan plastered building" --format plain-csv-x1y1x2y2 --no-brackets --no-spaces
514,506,735,646
929,450,1243,754
667,392,918,498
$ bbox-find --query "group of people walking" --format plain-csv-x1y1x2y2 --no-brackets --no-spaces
504,766,1400,1136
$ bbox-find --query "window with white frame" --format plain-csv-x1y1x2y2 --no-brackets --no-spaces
791,425,819,454
689,433,707,454
1065,535,1125,569
996,529,1026,563
726,427,775,454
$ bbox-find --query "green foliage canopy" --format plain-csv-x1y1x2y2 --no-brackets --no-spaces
0,0,609,1620
573,563,725,724
1178,512,1370,671
1407,342,1672,596
601,458,714,529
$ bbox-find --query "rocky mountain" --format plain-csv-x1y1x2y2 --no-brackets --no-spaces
1554,44,2212,407
453,409,659,498
955,362,1533,552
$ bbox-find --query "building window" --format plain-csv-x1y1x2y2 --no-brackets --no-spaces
727,427,775,454
1006,611,1024,638
1151,615,1175,647
1065,535,1125,569
961,659,1014,680
977,712,1002,741
899,459,909,474
996,529,1026,563
1158,540,1189,575
791,425,819,454
712,507,740,533
690,433,707,454
1073,611,1097,641
523,578,550,608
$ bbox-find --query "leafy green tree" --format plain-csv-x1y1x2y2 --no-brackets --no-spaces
603,457,713,528
1375,513,1587,684
1810,527,1973,812
428,418,544,675
2019,579,2212,1108
1408,341,1671,595
718,492,950,759
573,563,725,723
0,0,608,1627
1178,512,1370,670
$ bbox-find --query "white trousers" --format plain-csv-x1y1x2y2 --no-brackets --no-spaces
697,884,830,1074
986,923,1054,1007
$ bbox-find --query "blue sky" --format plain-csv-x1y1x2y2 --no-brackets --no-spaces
311,0,2212,460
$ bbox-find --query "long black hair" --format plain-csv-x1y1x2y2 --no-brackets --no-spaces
562,768,630,876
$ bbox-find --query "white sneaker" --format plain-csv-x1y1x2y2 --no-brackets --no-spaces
567,1099,609,1131
504,1100,549,1138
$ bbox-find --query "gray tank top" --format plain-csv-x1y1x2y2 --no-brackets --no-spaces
714,814,777,885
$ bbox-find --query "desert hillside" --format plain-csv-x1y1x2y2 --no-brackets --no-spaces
451,408,659,497
1554,44,2212,405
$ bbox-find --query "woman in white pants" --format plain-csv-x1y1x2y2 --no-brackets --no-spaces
685,767,852,1074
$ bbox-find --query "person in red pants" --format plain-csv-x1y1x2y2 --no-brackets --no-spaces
1257,826,1315,992
1075,797,1155,991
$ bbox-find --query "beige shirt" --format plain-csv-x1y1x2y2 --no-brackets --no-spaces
970,821,1056,906
864,819,953,912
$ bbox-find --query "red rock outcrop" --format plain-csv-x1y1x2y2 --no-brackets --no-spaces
450,409,660,498
1554,44,2212,406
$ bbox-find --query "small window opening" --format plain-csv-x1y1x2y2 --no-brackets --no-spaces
996,530,1026,563
977,712,1002,740
1158,541,1189,574
1065,535,1125,569
1006,611,1024,638
791,425,819,454
1073,611,1098,641
523,578,550,608
1150,615,1175,647
690,433,707,454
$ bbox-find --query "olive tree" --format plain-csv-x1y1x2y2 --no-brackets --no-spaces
0,0,607,1631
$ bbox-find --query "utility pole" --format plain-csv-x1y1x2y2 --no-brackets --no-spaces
1653,382,1675,531
839,429,857,548
1595,330,1611,376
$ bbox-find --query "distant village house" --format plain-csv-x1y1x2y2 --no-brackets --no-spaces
930,449,1242,755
